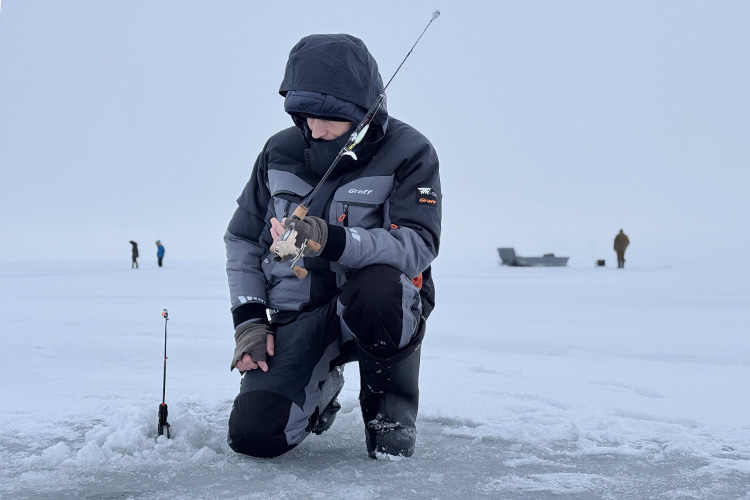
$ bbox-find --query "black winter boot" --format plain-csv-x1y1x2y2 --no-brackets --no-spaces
357,322,424,459
311,365,344,435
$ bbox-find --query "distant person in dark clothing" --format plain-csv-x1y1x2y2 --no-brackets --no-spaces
156,240,165,267
614,229,630,268
129,241,139,269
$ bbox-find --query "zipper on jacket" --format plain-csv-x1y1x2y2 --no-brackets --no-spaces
338,204,349,227
283,201,292,219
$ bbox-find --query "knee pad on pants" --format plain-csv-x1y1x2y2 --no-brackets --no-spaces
339,265,421,358
228,390,298,458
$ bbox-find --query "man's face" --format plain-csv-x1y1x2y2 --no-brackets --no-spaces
307,118,352,140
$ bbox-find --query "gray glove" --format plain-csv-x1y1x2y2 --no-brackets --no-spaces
230,321,274,372
272,216,328,262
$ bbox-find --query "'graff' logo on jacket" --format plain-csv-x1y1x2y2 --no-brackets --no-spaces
416,187,438,206
348,188,373,195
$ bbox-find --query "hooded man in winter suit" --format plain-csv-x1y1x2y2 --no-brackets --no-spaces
224,34,441,459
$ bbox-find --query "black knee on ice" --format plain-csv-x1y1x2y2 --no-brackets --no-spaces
340,264,409,358
227,390,297,458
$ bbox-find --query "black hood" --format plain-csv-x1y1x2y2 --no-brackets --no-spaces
279,34,389,135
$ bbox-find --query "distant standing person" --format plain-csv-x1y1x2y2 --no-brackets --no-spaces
156,240,165,267
129,241,139,269
614,229,630,268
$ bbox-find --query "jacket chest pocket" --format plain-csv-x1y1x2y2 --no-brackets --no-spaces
267,170,313,222
332,200,382,228
329,176,394,228
273,190,304,221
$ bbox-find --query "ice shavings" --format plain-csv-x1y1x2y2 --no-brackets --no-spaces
477,473,611,495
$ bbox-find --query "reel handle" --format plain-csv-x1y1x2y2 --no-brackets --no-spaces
284,205,321,280
290,238,320,280
306,240,321,253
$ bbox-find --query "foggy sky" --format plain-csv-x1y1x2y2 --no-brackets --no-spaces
1,1,748,268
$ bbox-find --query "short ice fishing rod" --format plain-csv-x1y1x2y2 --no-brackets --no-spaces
274,10,441,279
157,309,171,438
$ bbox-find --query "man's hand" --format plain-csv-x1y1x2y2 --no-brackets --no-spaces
231,321,275,373
269,216,328,262
270,217,288,245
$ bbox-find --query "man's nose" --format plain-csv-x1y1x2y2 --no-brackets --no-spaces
309,119,326,139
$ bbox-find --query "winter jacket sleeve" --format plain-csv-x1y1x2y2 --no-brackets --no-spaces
225,143,275,328
320,132,441,279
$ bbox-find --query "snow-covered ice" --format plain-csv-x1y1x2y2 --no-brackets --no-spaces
2,260,749,499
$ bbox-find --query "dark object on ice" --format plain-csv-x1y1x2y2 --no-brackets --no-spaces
158,309,171,438
596,259,606,267
497,247,569,267
158,403,170,438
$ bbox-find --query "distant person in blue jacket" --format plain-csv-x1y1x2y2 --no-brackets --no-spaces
155,240,165,267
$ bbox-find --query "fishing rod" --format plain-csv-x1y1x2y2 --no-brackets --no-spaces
157,309,171,438
273,10,441,279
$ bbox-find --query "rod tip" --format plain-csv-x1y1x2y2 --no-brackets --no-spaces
432,10,440,19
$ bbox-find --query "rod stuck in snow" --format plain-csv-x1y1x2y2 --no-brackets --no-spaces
157,309,171,438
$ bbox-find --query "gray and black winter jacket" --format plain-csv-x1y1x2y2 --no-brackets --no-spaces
225,34,441,328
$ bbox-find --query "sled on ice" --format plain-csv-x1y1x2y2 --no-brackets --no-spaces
497,247,569,267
